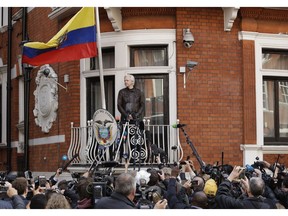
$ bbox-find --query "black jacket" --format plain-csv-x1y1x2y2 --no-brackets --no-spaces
94,191,136,209
166,178,198,209
274,187,288,208
215,180,277,209
117,87,144,122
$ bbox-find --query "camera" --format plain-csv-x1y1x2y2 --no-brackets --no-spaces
93,182,106,208
184,41,193,48
38,176,47,187
186,61,198,70
238,167,246,179
183,29,194,48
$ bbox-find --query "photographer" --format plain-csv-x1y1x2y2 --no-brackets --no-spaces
215,165,277,209
166,166,191,209
49,168,63,186
273,174,288,208
75,173,94,209
94,172,167,209
0,182,26,209
11,177,30,208
57,180,79,209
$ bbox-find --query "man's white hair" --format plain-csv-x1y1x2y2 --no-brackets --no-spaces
124,73,135,84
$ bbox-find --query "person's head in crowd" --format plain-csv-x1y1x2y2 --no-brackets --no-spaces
192,175,205,192
45,189,57,201
249,177,265,197
191,191,208,209
161,167,172,179
12,177,28,197
45,193,71,209
57,180,68,190
29,193,47,209
114,173,137,201
76,177,94,201
203,178,218,197
147,169,160,186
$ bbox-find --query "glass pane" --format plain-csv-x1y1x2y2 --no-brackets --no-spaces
262,50,288,70
86,76,115,120
90,48,115,70
279,82,288,137
263,80,275,137
130,46,168,67
135,78,164,125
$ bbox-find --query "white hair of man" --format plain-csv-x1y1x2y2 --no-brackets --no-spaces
124,73,135,85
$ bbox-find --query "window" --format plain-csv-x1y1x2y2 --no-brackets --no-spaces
262,48,288,70
262,49,288,144
86,76,115,121
130,46,168,67
0,7,8,29
90,47,115,70
263,78,288,143
130,46,169,124
134,74,169,125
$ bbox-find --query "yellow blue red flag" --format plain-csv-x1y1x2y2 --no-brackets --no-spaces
22,7,97,66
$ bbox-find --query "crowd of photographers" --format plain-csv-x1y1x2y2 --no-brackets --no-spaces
0,156,288,209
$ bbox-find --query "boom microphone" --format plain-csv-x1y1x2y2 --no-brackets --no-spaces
61,153,79,171
172,124,186,128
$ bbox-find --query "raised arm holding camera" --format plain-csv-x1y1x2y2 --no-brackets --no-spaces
215,165,277,209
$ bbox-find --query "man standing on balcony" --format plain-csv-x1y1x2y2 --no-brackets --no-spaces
117,74,145,166
117,73,144,124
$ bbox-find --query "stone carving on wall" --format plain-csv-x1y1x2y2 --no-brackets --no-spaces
33,64,58,133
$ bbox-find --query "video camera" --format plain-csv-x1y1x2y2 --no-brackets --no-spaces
135,178,162,209
93,182,107,208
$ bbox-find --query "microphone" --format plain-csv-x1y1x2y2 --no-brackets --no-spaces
61,153,79,172
139,121,145,131
172,123,186,128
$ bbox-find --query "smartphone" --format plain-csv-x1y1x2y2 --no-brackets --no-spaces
24,171,32,180
38,176,47,187
179,172,186,180
239,170,246,179
152,191,162,204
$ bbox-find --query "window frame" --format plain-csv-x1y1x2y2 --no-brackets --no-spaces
129,45,168,67
263,77,288,145
253,33,288,148
0,7,8,31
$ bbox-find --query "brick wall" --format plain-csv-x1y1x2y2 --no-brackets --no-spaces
176,8,244,168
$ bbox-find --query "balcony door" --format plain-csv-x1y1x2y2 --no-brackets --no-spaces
134,74,169,125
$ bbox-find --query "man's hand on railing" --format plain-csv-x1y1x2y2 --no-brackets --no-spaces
156,155,161,164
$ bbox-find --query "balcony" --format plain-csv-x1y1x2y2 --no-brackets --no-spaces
66,120,184,173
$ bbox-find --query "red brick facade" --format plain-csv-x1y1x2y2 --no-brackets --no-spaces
0,7,288,173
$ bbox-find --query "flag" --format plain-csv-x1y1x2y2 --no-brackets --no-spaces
22,7,97,66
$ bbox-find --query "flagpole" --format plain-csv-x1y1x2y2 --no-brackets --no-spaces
95,7,106,110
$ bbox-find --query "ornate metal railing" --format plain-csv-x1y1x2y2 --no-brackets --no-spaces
67,120,184,167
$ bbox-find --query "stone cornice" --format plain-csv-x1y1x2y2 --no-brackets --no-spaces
121,7,176,17
240,7,288,21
